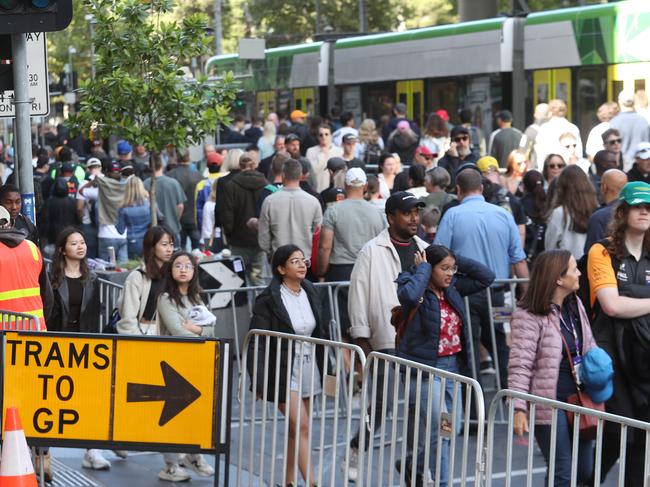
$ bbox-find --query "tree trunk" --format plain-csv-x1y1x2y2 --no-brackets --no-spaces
150,150,158,226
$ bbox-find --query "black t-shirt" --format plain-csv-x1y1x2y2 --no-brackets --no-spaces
66,276,83,331
391,237,419,271
507,193,527,226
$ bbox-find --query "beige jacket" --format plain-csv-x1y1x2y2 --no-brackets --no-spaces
348,229,428,351
305,144,343,193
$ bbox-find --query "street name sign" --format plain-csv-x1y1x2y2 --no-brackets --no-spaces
0,32,49,118
2,332,231,453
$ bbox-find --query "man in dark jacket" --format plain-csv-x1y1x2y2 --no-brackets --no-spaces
0,184,39,245
220,154,269,284
437,126,479,189
626,142,650,184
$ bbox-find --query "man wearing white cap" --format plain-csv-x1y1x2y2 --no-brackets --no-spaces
610,90,650,169
318,167,386,336
626,141,650,184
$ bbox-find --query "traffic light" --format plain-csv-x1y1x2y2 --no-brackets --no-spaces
0,35,12,93
0,0,72,34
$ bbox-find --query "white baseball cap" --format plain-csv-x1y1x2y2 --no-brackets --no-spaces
345,167,367,187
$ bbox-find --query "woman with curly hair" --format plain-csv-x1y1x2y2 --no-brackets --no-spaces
544,165,598,258
586,181,650,485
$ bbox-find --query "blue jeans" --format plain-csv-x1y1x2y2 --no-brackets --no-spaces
98,238,128,264
405,354,462,487
535,410,594,487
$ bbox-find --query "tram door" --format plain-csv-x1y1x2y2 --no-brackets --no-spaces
533,69,572,120
396,80,424,127
607,63,650,102
255,91,276,117
292,88,316,116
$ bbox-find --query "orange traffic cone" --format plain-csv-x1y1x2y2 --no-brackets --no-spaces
0,408,37,487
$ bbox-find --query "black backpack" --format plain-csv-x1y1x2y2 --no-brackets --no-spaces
364,142,382,165
577,238,621,322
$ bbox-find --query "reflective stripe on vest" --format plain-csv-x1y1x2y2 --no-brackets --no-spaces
25,240,40,261
0,287,40,301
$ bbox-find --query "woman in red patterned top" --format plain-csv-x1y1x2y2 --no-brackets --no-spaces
395,245,494,485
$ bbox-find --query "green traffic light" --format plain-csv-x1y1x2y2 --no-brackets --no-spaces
31,0,51,8
0,0,19,10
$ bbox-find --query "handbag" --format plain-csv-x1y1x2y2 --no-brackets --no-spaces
559,332,605,440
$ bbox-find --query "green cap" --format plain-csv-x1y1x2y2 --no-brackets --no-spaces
619,181,650,205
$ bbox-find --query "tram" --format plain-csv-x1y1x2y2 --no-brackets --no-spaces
205,0,650,140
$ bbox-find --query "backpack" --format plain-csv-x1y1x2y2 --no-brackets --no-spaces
524,217,546,262
577,238,621,322
32,172,46,218
364,142,382,165
390,297,423,347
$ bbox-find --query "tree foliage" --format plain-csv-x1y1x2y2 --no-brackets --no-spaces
69,0,236,154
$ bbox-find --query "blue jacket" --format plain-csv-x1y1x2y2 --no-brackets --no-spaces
395,255,495,368
116,203,153,244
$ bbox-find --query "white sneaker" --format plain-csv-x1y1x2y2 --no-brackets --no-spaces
179,453,215,477
158,463,191,482
82,449,111,470
342,447,359,481
113,450,128,459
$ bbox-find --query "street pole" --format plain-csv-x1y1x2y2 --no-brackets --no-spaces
359,0,367,33
213,0,222,55
10,33,35,222
315,0,321,34
86,14,96,79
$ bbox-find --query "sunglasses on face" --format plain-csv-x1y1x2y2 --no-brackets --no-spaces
289,258,311,268
452,135,469,143
548,163,566,169
607,138,622,145
423,155,434,160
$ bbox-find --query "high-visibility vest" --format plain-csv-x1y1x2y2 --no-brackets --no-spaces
0,239,46,330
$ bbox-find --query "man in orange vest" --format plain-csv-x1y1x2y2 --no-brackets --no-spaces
0,206,50,330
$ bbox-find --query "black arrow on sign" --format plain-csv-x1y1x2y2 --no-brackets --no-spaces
126,361,201,426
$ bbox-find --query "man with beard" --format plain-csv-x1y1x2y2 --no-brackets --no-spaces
438,126,478,188
344,191,428,481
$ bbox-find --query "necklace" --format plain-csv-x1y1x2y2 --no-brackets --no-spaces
282,282,302,296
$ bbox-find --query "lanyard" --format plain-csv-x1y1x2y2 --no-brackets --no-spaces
559,306,581,359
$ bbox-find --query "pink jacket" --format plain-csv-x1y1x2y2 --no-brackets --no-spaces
507,300,597,424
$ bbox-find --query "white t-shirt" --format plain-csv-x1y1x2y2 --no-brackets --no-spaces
76,180,97,225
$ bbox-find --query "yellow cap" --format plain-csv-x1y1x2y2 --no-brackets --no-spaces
477,156,499,174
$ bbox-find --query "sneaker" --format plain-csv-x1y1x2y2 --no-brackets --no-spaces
179,453,215,477
82,449,111,470
113,450,128,459
480,360,496,375
158,464,191,482
341,446,359,481
34,451,53,482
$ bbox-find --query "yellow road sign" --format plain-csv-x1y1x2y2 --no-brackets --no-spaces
2,332,228,452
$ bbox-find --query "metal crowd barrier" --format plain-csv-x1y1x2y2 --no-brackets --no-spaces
0,310,40,331
237,330,366,486
486,389,650,487
357,352,485,487
98,278,124,332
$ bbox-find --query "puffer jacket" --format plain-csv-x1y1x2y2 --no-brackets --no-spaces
508,298,597,424
395,256,495,368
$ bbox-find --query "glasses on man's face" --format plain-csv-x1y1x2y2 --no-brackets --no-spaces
439,265,458,275
548,163,566,170
607,138,622,145
289,258,311,268
173,263,194,271
452,135,469,143
318,132,330,138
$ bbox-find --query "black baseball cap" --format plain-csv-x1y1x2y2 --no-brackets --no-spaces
285,133,301,143
385,191,425,214
327,157,347,172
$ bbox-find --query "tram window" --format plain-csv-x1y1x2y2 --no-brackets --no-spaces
399,93,407,105
412,92,422,127
612,80,624,101
636,79,646,93
295,99,302,110
362,82,394,122
576,66,606,144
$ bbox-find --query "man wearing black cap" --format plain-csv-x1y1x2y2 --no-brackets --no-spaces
345,191,428,480
320,157,348,206
438,126,479,188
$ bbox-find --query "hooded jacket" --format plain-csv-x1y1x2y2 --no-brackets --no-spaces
220,170,268,247
44,178,81,243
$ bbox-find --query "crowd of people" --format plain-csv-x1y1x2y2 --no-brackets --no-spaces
1,89,650,485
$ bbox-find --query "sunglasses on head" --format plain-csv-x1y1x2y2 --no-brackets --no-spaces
452,135,469,143
607,138,622,145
